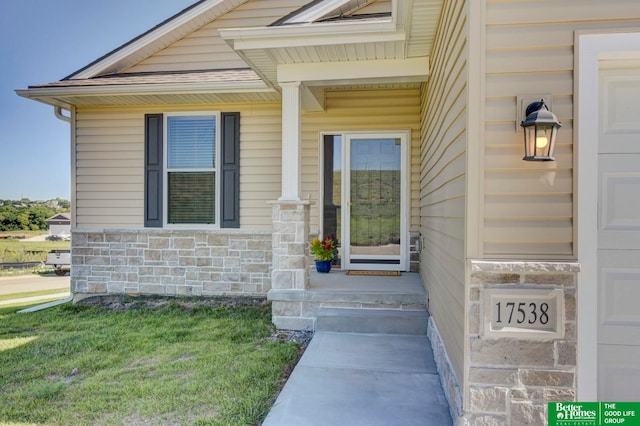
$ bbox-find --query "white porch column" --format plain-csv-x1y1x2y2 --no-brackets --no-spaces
279,81,302,201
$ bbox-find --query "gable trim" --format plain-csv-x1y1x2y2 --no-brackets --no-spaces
277,0,380,25
68,0,249,80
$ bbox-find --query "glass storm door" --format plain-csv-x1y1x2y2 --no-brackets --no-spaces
343,133,408,271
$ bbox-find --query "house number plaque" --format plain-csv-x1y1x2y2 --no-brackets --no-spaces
483,288,564,339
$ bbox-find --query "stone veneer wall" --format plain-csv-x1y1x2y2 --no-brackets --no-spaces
410,231,421,272
428,317,463,424
71,229,272,299
464,260,579,426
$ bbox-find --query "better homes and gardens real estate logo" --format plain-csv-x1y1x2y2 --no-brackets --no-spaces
549,402,640,426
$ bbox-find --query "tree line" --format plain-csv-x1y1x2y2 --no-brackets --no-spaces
0,198,70,232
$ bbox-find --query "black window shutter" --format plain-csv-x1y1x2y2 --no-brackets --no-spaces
221,112,240,228
144,114,163,227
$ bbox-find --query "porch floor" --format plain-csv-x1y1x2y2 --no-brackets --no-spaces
308,269,426,295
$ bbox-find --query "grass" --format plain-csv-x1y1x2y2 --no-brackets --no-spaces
0,300,302,426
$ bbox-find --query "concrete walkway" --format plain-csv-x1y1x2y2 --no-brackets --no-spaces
263,331,452,426
0,292,70,307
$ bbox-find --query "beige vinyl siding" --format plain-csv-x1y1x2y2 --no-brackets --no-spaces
301,88,421,235
74,103,282,229
484,0,640,258
419,0,467,383
125,0,309,74
355,0,391,15
75,112,144,227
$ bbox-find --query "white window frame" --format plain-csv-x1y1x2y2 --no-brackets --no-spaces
162,111,221,229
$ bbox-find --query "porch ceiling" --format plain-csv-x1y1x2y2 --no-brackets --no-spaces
219,0,442,88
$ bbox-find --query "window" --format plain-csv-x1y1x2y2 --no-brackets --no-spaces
144,112,240,229
165,114,217,225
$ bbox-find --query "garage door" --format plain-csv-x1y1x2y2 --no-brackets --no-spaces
598,63,640,400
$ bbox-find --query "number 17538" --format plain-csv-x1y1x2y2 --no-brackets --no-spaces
495,301,549,325
486,289,562,337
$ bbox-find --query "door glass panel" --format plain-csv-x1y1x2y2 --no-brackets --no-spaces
349,138,401,259
322,135,342,264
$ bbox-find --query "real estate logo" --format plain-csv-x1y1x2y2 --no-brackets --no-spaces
548,402,640,426
550,403,597,425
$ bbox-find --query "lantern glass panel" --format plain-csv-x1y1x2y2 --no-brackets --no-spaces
534,125,552,157
524,126,537,158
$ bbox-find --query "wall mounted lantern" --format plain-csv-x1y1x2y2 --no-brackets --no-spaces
520,99,561,161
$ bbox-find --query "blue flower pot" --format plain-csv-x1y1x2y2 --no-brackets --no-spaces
315,260,332,273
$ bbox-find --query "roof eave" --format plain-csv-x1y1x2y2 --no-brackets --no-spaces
16,80,274,108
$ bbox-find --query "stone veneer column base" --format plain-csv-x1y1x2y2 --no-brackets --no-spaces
462,260,579,426
269,200,312,329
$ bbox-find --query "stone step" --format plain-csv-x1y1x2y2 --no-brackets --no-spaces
316,307,429,335
268,288,426,308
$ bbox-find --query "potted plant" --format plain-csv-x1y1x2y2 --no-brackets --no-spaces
310,235,336,273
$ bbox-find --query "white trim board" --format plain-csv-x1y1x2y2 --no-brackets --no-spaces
576,29,640,401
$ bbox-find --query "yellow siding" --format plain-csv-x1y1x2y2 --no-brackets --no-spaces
301,88,422,235
484,0,640,257
125,0,309,74
74,104,282,229
420,0,467,383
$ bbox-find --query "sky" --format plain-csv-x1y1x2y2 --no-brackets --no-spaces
0,0,193,201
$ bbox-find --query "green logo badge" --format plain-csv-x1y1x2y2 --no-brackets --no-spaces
549,402,640,426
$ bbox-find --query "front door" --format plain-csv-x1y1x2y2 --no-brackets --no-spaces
342,132,409,271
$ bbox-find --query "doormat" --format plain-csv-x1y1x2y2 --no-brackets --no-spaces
346,270,401,276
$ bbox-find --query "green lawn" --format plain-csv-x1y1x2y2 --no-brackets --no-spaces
0,299,302,425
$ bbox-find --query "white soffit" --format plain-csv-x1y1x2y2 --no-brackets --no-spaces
220,19,404,86
277,57,429,84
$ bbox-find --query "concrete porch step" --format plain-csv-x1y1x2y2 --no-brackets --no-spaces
316,307,429,335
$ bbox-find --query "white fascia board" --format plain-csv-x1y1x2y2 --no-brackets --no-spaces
14,90,72,109
220,19,399,50
277,57,428,84
17,80,273,100
70,0,235,80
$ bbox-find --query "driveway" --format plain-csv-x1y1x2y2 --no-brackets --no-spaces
0,274,70,296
